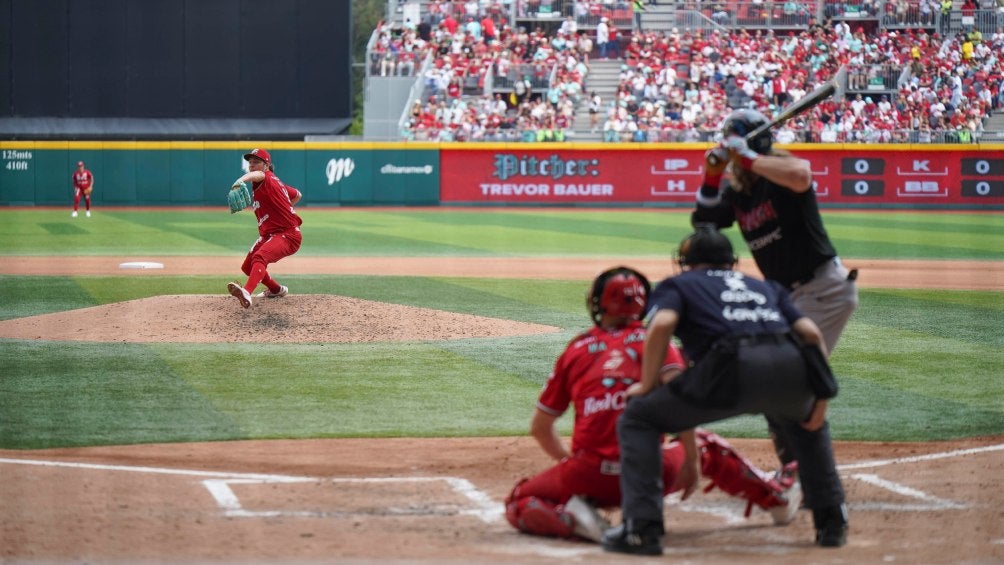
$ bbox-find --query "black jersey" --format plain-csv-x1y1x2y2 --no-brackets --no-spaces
647,268,803,363
692,176,836,288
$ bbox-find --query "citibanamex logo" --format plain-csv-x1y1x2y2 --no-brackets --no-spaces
326,158,356,185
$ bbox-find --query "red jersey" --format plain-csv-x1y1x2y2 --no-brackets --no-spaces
252,171,302,237
73,169,93,190
537,320,685,461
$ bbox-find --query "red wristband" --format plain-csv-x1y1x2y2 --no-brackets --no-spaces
702,172,723,191
740,154,758,170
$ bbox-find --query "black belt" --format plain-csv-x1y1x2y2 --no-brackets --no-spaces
727,332,791,348
788,258,859,291
788,272,816,290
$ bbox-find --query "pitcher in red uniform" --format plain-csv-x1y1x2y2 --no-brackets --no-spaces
505,267,800,542
71,161,94,218
226,148,303,309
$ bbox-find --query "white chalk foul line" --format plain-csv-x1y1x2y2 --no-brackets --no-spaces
836,442,1004,471
849,473,969,510
832,443,1004,512
0,457,307,482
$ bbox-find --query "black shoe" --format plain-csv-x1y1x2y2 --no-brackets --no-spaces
601,520,664,556
813,504,848,547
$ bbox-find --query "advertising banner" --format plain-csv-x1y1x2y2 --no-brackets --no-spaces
440,147,1004,206
304,149,439,205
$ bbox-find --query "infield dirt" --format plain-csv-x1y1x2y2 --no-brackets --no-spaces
1,256,1001,564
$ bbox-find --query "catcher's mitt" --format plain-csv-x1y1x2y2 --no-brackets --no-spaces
228,181,252,214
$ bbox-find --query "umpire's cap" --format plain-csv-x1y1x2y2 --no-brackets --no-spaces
678,224,737,267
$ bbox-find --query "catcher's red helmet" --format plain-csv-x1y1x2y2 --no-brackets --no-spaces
587,266,650,325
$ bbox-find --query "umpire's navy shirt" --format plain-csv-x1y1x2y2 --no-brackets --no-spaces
647,268,804,363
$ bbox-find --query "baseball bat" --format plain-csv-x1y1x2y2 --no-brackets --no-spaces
744,66,844,141
707,65,845,166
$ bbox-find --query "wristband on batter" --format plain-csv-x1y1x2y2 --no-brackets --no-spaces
700,172,723,197
739,153,758,171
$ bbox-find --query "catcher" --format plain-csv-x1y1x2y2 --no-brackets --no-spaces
226,148,302,309
505,266,800,543
71,161,94,218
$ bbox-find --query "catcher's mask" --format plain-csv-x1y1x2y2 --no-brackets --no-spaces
677,224,737,268
721,109,773,155
587,266,651,326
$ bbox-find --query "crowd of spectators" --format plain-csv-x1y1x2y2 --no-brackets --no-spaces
603,23,1003,143
381,3,593,141
375,1,1004,142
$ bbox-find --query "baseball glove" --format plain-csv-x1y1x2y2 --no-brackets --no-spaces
228,182,252,214
83,187,93,196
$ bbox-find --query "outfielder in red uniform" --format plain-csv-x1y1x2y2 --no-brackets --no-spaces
226,148,303,309
71,161,94,218
505,267,799,542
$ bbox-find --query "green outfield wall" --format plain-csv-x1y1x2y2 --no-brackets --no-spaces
0,141,441,207
2,141,1003,208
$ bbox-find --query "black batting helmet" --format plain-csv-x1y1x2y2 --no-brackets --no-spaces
677,224,737,267
587,266,651,326
721,109,773,155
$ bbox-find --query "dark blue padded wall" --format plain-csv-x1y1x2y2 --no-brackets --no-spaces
1,0,351,122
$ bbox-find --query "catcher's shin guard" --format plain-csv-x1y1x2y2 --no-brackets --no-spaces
505,495,576,538
696,430,790,517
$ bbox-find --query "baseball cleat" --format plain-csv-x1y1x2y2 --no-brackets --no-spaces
228,281,252,309
565,495,610,543
85,210,91,217
263,285,288,298
601,521,664,556
770,461,801,525
813,504,849,547
71,211,78,218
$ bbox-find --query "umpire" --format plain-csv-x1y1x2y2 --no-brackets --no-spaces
602,226,847,556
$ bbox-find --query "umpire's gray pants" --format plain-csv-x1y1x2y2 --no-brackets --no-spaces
617,339,845,524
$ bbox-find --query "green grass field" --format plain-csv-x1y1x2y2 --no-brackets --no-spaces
1,208,1002,449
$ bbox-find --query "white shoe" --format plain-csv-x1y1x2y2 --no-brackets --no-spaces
71,211,78,218
85,210,91,217
770,480,802,525
227,282,252,309
263,285,288,298
565,495,610,543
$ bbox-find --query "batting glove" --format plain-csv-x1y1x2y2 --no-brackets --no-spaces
701,147,728,198
721,136,760,170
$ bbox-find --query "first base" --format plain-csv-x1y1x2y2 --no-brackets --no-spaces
118,261,165,269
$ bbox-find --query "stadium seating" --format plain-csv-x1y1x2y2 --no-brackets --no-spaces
374,0,1004,142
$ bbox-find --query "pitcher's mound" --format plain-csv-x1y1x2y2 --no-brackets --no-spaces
0,295,561,343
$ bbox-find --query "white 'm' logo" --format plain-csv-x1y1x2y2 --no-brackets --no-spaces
326,158,356,185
